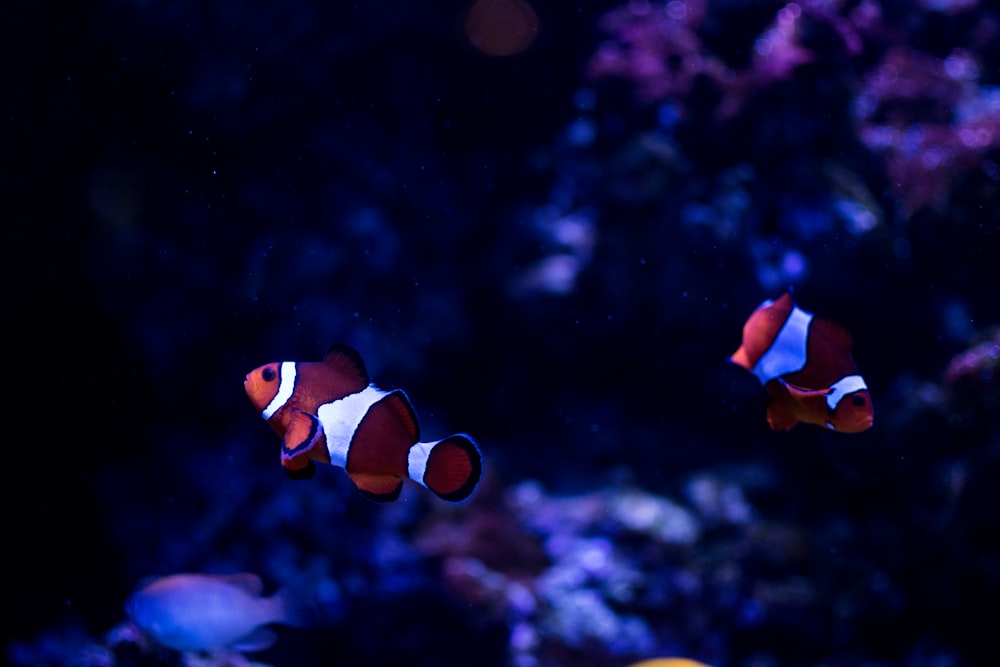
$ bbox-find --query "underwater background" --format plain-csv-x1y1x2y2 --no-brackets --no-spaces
5,0,999,665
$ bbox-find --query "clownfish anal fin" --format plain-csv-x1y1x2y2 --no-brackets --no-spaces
323,344,371,384
766,400,799,431
281,410,324,467
348,472,403,503
764,383,800,431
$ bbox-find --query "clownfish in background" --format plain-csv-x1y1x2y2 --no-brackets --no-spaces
729,292,874,433
244,344,482,503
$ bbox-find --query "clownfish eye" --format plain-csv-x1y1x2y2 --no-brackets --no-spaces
262,367,277,382
850,394,866,408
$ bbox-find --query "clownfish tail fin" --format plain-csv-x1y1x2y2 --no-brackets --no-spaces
409,434,483,503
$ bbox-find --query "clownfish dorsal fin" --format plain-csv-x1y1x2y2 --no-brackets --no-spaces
217,573,264,596
323,344,370,383
381,390,420,441
813,316,854,352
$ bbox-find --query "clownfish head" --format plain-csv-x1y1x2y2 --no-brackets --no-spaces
244,362,285,417
826,389,874,433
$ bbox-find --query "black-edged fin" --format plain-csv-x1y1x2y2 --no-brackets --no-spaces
381,390,420,442
348,472,403,503
323,344,370,383
281,410,324,472
423,434,483,503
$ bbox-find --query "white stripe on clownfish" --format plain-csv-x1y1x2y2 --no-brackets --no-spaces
316,385,389,468
751,303,812,385
262,362,297,420
407,441,434,488
825,374,868,411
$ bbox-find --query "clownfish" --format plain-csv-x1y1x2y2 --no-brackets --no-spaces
729,292,873,432
244,344,482,503
126,573,305,653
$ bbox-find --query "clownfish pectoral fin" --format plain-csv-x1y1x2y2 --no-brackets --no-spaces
347,472,403,503
323,343,371,384
764,382,800,431
410,434,483,503
766,399,799,431
281,410,325,471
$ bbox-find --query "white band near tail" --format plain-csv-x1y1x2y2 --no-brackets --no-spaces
825,375,867,410
752,306,812,385
262,362,297,420
317,385,389,468
407,441,434,488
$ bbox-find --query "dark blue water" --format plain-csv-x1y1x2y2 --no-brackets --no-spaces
6,0,999,665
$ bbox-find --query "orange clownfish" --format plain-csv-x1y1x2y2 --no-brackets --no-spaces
730,293,873,433
244,344,482,503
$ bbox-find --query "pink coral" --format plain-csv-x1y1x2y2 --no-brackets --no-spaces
854,46,1000,215
586,0,872,117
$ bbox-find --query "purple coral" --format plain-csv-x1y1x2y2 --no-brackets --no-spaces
854,45,1000,215
586,0,871,118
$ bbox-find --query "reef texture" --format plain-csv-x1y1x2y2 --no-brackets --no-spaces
6,0,999,665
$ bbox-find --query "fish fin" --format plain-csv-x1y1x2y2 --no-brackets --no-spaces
728,346,753,371
765,382,800,431
281,410,325,468
812,316,854,351
229,627,277,652
766,401,799,431
271,584,333,630
217,573,265,596
323,343,370,383
347,472,403,503
420,434,483,503
732,293,794,373
379,389,420,441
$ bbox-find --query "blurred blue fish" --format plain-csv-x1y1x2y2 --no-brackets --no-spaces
126,572,303,653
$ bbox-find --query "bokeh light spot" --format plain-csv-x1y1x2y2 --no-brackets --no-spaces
464,0,540,56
